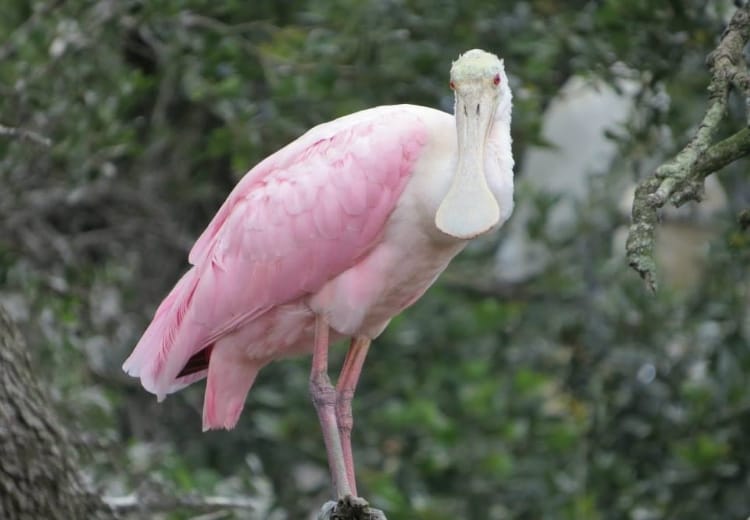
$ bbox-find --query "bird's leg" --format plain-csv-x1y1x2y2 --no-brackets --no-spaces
310,315,352,499
335,336,371,497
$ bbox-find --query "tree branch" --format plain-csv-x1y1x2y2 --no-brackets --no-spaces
0,305,114,519
626,5,750,291
0,123,52,147
103,478,261,516
694,126,750,175
103,493,258,515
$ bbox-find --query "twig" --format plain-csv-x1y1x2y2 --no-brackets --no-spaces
103,492,257,515
0,123,52,147
178,11,277,36
625,5,750,291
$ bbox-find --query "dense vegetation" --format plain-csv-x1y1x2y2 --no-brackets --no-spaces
1,1,748,518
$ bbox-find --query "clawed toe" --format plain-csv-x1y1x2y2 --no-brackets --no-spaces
317,495,387,520
317,500,338,520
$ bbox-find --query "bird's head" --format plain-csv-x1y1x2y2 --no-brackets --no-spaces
436,49,512,240
449,49,510,116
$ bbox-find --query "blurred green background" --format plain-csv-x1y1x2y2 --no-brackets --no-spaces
1,1,749,518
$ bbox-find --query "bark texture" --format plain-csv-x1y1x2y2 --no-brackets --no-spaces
626,4,750,290
0,306,114,520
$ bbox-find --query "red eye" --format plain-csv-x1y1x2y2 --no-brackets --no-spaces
493,74,501,86
449,80,456,90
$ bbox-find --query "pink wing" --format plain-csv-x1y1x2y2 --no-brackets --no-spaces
123,107,429,398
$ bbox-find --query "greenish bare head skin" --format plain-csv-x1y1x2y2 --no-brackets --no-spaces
436,49,511,240
450,49,506,88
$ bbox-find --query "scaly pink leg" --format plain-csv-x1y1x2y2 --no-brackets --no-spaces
335,336,371,497
310,315,352,498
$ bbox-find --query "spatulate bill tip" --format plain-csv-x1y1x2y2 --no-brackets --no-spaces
435,191,500,239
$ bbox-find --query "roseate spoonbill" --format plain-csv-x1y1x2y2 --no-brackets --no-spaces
123,49,514,502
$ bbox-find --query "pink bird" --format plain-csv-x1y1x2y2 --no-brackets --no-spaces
123,49,514,504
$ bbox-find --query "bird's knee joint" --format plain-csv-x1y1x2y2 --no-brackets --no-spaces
309,372,336,407
337,389,355,404
338,412,354,433
335,391,354,414
336,394,355,432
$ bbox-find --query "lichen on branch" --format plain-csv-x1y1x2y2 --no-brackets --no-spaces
626,4,750,291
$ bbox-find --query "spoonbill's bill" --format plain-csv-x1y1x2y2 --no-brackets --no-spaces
123,49,514,501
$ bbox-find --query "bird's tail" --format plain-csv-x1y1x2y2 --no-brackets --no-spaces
123,267,204,399
201,337,265,431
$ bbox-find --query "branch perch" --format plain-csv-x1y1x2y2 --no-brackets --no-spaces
317,496,387,520
102,478,262,516
103,490,257,516
626,5,750,291
0,123,52,147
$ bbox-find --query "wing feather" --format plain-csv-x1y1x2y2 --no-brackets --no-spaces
125,107,429,396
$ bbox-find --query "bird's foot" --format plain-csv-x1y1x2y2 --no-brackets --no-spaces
318,500,338,519
317,495,387,520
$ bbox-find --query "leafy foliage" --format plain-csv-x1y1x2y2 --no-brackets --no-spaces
1,0,748,518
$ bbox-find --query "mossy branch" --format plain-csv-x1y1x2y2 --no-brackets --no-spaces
626,5,750,291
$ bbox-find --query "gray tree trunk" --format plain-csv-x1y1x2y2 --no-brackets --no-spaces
0,306,114,520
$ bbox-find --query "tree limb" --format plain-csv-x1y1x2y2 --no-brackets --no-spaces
103,492,258,515
694,126,750,175
626,5,750,291
0,123,52,147
0,305,114,519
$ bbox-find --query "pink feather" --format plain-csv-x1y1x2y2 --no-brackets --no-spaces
123,107,429,424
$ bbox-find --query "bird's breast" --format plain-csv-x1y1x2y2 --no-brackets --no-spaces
307,212,466,339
